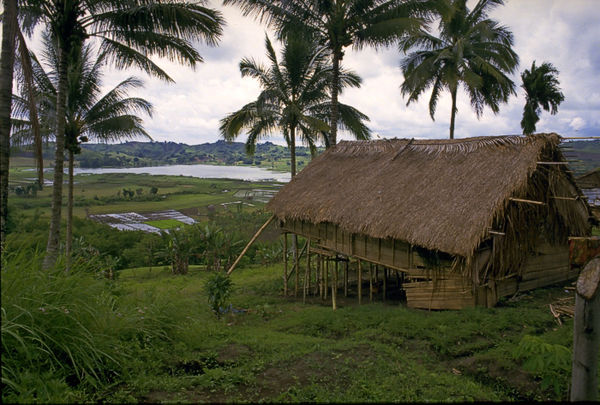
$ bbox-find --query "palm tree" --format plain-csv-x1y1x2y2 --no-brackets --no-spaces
400,0,519,139
20,38,153,266
220,34,370,178
223,0,424,147
0,0,18,252
520,61,564,135
16,0,224,268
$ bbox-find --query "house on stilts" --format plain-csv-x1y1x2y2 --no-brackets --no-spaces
266,133,593,309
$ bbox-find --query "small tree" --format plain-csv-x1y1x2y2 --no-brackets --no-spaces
205,271,233,319
161,226,199,275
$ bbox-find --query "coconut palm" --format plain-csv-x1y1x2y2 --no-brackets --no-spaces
223,0,424,147
0,0,18,252
520,61,564,135
15,0,223,267
400,0,519,139
15,37,153,267
220,34,370,178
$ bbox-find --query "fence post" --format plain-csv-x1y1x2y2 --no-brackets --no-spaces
571,256,600,402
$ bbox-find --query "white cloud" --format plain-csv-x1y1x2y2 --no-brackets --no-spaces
569,117,586,131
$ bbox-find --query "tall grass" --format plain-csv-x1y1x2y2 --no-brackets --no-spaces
1,249,179,402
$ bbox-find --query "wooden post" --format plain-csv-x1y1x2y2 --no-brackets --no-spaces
324,258,329,300
307,240,311,296
303,238,310,304
332,258,338,311
383,267,387,302
369,264,373,303
283,233,288,296
317,255,322,298
294,235,299,297
571,257,600,402
358,260,362,305
344,260,348,297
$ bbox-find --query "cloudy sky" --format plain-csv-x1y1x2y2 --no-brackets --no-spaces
95,0,599,146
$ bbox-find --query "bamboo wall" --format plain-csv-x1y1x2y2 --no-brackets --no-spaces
281,220,577,310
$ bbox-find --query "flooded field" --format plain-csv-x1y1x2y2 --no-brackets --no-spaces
89,209,195,233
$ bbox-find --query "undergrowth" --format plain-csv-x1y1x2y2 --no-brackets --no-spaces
0,250,179,403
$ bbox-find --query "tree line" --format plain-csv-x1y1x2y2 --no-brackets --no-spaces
1,0,566,266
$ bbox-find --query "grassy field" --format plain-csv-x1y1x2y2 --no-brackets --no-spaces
101,263,581,403
7,168,281,220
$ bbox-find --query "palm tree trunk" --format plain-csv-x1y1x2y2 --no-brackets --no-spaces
0,0,17,253
66,149,74,270
16,28,43,189
290,125,296,178
449,87,457,139
43,44,69,269
329,49,342,148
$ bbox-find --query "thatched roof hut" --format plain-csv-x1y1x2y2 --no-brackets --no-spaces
268,133,592,309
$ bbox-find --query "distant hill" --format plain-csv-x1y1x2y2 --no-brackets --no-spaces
76,140,317,171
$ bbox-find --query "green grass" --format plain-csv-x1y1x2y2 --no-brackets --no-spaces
144,219,184,229
86,263,578,403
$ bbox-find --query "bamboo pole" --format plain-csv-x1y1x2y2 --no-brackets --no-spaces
536,161,569,165
283,233,288,296
369,264,373,303
358,260,362,305
227,215,275,275
303,238,310,304
332,259,338,311
307,241,311,296
318,255,323,298
383,268,387,302
294,235,299,297
285,240,308,281
509,197,546,205
324,258,329,300
571,257,600,401
344,261,348,297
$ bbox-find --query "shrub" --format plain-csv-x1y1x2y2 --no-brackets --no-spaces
512,334,571,398
205,272,233,319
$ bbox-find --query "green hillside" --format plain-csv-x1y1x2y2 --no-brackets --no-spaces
77,140,317,171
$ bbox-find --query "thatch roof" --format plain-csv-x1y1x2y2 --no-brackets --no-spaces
268,133,590,258
577,168,600,189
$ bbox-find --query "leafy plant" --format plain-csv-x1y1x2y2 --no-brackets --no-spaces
205,272,233,319
512,334,571,398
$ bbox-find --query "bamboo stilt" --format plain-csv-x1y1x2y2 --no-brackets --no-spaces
332,259,338,311
325,258,329,300
358,260,362,305
303,238,310,304
318,255,323,298
283,233,288,296
307,241,311,296
344,261,348,297
227,215,275,275
383,267,387,302
294,235,299,297
369,264,373,303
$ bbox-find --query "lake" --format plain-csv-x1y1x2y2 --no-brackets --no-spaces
74,164,291,182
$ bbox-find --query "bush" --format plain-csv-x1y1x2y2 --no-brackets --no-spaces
205,272,233,319
512,334,571,398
